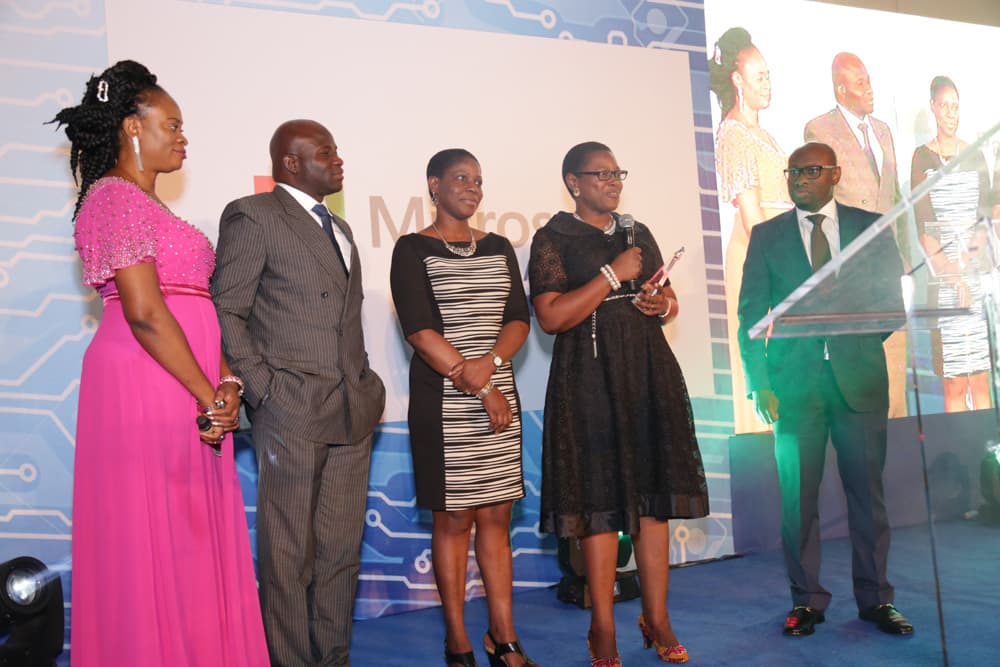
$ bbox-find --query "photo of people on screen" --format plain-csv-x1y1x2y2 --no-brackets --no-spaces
911,76,995,413
709,26,792,434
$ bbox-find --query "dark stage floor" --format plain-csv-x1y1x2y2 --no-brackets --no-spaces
52,519,994,665
349,519,997,666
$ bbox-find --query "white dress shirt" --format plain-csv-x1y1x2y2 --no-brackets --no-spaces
796,199,840,359
837,104,884,175
796,199,840,266
276,182,353,272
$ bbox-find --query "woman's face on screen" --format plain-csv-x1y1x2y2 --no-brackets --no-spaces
931,86,959,139
734,47,771,111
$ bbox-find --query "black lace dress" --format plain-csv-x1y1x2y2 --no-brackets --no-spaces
528,212,709,537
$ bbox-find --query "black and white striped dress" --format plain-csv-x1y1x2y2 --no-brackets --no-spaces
390,232,530,510
912,146,993,378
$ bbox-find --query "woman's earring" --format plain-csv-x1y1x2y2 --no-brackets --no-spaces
131,135,144,172
571,188,580,197
430,192,438,204
737,86,745,112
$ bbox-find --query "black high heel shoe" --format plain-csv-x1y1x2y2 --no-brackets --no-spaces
483,630,538,666
444,641,478,667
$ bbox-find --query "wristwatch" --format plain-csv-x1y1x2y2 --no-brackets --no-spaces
490,351,503,369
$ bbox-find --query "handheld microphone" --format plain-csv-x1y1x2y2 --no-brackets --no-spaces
618,213,637,291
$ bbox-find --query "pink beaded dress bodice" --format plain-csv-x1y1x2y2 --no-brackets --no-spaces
74,177,215,298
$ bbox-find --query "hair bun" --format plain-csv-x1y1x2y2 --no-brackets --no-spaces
708,27,755,114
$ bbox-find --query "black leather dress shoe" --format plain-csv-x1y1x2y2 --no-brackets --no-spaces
783,606,825,636
859,604,914,635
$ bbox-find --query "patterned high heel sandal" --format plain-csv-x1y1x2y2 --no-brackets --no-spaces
483,630,538,666
587,630,622,667
638,614,688,664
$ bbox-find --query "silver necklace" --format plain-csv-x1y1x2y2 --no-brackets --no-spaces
931,137,955,162
431,223,477,257
574,212,616,235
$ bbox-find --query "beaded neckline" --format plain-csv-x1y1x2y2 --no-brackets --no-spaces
80,176,213,248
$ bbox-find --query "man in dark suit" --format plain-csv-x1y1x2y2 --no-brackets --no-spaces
212,119,386,666
737,142,913,638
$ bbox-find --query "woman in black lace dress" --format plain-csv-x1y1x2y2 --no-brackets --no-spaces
528,142,708,666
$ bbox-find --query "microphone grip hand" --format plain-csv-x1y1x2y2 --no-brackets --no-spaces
610,248,642,284
623,228,638,291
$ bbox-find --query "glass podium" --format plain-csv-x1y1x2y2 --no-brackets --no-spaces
745,120,1000,665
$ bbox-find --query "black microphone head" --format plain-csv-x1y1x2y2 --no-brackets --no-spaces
618,213,635,230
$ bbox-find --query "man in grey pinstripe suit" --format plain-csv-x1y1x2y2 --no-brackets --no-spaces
212,119,385,666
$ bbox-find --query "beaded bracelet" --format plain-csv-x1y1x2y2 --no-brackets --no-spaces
600,264,621,290
477,380,494,399
219,374,245,397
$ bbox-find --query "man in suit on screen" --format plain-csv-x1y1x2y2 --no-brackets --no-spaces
212,119,386,666
737,142,913,638
804,52,909,420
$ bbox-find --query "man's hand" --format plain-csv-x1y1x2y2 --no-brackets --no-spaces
752,389,779,425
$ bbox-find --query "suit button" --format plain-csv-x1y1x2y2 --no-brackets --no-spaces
321,291,329,298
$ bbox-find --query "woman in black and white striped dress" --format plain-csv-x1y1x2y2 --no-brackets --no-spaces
390,149,534,667
911,76,994,412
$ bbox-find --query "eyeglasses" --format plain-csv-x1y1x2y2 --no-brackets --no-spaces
783,165,837,180
575,169,628,181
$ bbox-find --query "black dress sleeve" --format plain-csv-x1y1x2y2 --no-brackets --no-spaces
390,235,440,337
528,227,569,297
500,237,530,325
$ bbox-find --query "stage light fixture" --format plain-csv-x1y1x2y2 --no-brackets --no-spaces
0,556,64,666
556,533,640,608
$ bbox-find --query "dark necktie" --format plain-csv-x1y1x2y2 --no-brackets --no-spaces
808,214,831,273
858,122,881,181
312,203,349,276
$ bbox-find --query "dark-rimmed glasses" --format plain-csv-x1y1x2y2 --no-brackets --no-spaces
784,165,837,180
575,169,628,181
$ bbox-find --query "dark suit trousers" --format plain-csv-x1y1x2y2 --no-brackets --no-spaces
773,361,894,611
253,411,373,667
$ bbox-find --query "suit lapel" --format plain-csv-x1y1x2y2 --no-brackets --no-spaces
775,210,812,282
836,202,863,247
330,212,359,296
872,120,891,156
831,110,862,158
272,187,349,291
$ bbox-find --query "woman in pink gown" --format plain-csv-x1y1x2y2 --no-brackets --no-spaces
52,60,268,666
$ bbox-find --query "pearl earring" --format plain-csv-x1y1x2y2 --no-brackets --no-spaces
131,135,144,172
572,188,580,197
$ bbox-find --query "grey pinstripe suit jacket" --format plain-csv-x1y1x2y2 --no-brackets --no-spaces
211,186,385,445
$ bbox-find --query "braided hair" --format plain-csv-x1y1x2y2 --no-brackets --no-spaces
707,27,754,117
49,60,164,218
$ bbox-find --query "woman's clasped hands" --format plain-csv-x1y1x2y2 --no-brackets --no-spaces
448,355,512,434
197,381,242,447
